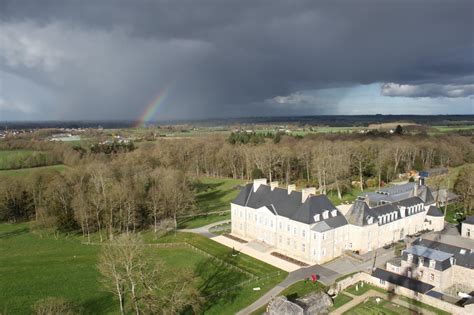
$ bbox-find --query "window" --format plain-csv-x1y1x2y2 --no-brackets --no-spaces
270,220,273,228
294,227,297,235
429,259,436,269
323,210,329,219
302,243,305,252
407,254,413,263
287,224,290,232
279,235,282,243
314,233,317,240
380,279,386,285
430,273,435,281
331,210,337,217
255,214,257,221
322,233,327,240
240,210,242,218
313,248,317,256
314,214,320,222
293,240,297,249
302,230,306,237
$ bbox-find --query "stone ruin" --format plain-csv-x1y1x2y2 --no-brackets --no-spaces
266,291,333,315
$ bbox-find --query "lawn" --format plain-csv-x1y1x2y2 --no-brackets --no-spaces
0,223,116,314
343,296,414,315
345,282,386,296
331,293,353,310
178,176,246,228
1,223,287,314
280,279,327,300
327,187,376,206
195,177,246,212
178,212,230,229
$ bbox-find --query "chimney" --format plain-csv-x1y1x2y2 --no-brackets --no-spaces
419,177,425,186
253,178,267,192
302,187,316,203
270,181,279,191
287,184,296,195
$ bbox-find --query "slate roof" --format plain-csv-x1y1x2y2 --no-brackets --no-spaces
387,257,402,267
346,197,423,227
426,206,443,217
360,183,435,207
232,183,347,226
412,239,474,269
396,196,424,208
405,245,453,261
345,199,376,226
401,245,455,271
464,216,474,225
372,268,434,293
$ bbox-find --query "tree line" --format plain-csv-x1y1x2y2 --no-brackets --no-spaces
0,159,195,239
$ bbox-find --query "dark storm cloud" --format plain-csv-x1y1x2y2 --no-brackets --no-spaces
0,0,473,120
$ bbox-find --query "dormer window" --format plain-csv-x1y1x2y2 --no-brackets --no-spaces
367,216,374,225
322,210,329,220
314,214,320,222
419,257,424,266
331,210,337,217
407,254,413,263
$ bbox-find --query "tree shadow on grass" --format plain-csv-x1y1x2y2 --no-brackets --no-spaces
81,292,116,315
0,226,28,239
195,257,249,312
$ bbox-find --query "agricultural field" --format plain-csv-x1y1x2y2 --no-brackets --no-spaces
0,150,62,171
0,164,67,178
0,223,286,314
431,125,474,133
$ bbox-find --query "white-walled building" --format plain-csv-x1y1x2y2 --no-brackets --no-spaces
231,179,444,264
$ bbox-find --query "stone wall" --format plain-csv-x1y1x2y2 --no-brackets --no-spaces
333,272,470,315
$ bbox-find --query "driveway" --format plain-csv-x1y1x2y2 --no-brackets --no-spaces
237,264,340,315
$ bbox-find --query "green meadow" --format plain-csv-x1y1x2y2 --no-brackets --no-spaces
1,223,286,314
178,177,246,228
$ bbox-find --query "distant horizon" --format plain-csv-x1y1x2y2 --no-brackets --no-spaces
1,114,473,130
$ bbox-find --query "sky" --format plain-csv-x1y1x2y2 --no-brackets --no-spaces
0,0,473,122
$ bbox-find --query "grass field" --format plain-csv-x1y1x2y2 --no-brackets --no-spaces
343,296,413,315
0,150,62,171
178,177,246,228
0,164,67,177
431,125,474,132
1,223,286,314
0,150,38,169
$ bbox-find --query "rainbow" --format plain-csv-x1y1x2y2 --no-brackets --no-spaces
135,85,171,127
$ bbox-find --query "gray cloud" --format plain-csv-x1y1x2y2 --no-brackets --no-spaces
381,83,474,98
1,0,473,120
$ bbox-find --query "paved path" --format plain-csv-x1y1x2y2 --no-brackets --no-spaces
237,264,339,315
180,219,230,238
333,290,436,315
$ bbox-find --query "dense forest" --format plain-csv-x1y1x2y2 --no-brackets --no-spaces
1,131,473,237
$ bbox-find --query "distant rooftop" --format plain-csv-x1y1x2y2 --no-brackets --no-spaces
404,245,453,261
